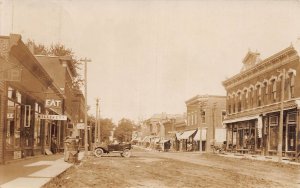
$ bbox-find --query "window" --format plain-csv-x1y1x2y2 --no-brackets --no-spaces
271,80,277,102
289,74,295,99
237,93,242,112
221,110,226,121
287,113,296,151
34,103,42,147
201,110,206,123
244,90,248,109
269,116,278,151
263,82,268,104
257,85,262,107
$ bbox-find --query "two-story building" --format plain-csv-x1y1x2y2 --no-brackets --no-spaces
222,45,300,159
182,95,226,152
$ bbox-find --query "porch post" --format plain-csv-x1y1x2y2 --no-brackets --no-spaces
296,108,300,162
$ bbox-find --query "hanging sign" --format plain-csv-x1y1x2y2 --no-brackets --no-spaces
76,123,85,129
45,99,62,108
38,114,67,120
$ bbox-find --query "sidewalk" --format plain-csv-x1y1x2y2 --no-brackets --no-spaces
134,145,300,165
0,152,85,188
218,152,300,166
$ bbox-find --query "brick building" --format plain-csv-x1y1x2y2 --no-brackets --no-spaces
180,95,226,152
0,34,64,163
222,45,300,159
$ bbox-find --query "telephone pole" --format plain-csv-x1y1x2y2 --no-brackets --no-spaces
98,99,101,143
198,100,207,153
80,57,91,156
278,69,286,162
95,98,99,143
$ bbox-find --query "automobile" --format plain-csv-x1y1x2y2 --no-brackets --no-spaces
94,142,132,158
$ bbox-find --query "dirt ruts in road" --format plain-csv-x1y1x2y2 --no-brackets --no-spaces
43,150,299,188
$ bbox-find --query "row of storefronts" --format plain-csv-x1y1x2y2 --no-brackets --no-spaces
223,45,300,160
0,34,86,163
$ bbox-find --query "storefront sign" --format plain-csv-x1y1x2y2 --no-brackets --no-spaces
38,114,67,120
76,123,85,129
45,99,62,108
14,151,21,159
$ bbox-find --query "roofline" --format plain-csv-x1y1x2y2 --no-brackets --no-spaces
223,45,296,87
185,95,226,104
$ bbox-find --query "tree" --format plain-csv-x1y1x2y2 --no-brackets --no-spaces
99,118,114,143
114,118,135,142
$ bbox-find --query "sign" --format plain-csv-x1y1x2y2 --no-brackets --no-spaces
45,99,62,108
76,123,85,129
38,114,67,120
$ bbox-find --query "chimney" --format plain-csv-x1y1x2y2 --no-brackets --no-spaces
28,42,34,54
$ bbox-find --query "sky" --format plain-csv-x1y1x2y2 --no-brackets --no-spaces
1,0,300,123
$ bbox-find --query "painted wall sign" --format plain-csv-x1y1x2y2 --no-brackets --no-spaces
38,114,67,120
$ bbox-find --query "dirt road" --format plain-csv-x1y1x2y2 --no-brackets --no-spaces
44,148,300,188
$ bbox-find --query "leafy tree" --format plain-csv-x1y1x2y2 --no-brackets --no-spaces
114,118,135,142
99,118,114,143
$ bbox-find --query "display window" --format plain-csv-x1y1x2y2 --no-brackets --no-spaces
268,115,278,151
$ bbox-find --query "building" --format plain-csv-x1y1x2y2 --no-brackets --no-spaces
35,55,87,149
222,45,300,160
180,95,226,152
0,34,64,163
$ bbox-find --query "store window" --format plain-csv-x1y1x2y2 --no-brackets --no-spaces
269,116,278,151
287,113,296,151
6,87,22,150
34,103,42,147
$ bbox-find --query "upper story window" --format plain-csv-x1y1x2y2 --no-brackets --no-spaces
271,79,277,102
288,72,295,99
221,110,226,121
256,85,262,107
201,110,206,123
237,92,242,112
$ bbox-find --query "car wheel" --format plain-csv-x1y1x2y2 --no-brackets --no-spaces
121,149,131,158
94,148,104,157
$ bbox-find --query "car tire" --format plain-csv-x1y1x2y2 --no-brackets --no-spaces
121,149,131,158
94,148,104,158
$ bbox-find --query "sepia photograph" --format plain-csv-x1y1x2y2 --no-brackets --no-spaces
0,0,299,187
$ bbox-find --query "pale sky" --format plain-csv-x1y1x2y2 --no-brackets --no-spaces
1,0,300,123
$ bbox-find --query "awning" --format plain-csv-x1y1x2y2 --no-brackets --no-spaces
142,136,150,142
159,139,170,143
175,132,183,139
178,130,197,140
194,129,207,141
222,115,259,124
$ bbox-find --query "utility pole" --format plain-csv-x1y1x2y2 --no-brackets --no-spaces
95,98,99,143
98,99,101,143
212,102,217,148
198,100,207,153
81,57,91,156
278,69,286,162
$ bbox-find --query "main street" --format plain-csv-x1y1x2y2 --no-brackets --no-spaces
44,147,299,188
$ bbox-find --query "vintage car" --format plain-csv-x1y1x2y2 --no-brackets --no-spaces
94,142,132,158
